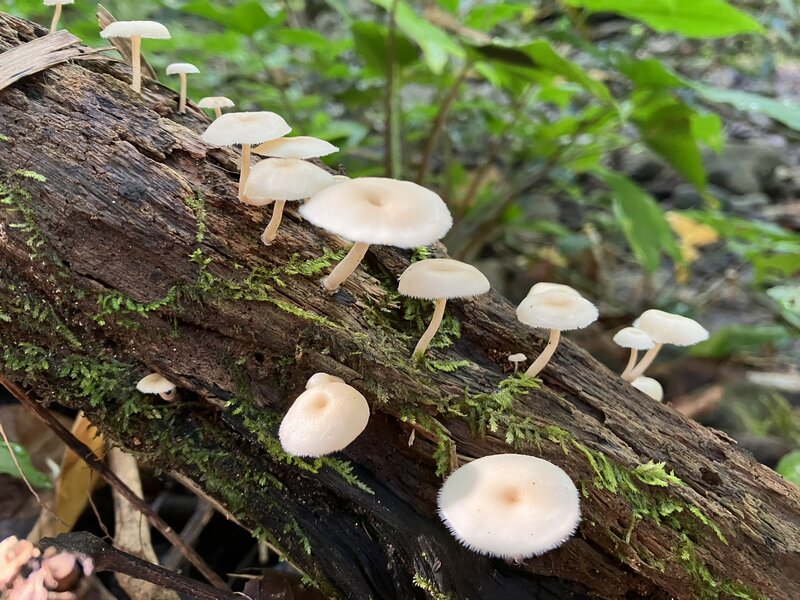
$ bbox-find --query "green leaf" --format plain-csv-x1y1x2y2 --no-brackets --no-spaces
601,170,681,273
631,91,707,187
182,0,279,36
691,325,790,358
767,285,800,329
776,450,800,486
469,39,612,102
367,0,463,73
693,85,800,132
351,21,419,76
690,113,724,153
613,55,686,89
565,0,764,38
0,442,52,489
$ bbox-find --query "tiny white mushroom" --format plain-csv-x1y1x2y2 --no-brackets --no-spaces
201,112,291,202
253,136,339,159
136,373,176,401
279,382,370,457
631,376,664,402
197,96,235,119
44,0,74,33
305,372,345,389
613,327,655,379
100,21,171,94
516,287,598,378
243,158,336,245
625,310,709,381
166,63,199,114
508,353,527,373
299,178,453,293
438,454,581,559
398,258,490,360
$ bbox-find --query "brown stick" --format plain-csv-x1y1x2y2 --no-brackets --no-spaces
40,532,239,600
0,373,231,593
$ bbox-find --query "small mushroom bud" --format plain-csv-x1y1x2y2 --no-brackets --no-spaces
631,376,664,402
197,96,235,119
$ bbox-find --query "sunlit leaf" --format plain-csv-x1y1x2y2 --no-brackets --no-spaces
0,441,52,489
691,325,790,358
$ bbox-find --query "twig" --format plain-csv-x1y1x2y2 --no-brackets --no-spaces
0,373,231,593
384,0,401,178
41,532,239,600
0,420,65,526
416,62,471,184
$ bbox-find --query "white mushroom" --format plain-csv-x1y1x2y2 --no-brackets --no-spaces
278,382,370,457
166,63,199,114
438,454,581,559
242,158,336,245
398,258,490,360
99,21,171,94
299,177,453,293
613,327,655,379
631,376,664,402
253,136,339,159
508,353,527,373
44,0,74,33
516,287,598,377
305,372,345,389
136,373,176,401
625,310,709,381
197,96,235,120
201,112,291,202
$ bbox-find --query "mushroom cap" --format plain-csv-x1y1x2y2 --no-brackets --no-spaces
612,327,654,350
279,382,370,457
201,111,291,147
631,376,664,402
524,282,581,298
508,353,527,363
242,158,336,205
305,372,345,389
44,0,75,5
516,290,598,331
298,177,452,248
438,454,580,559
100,21,171,39
398,259,490,300
253,136,339,159
166,62,200,75
136,373,175,395
633,309,709,346
197,96,235,109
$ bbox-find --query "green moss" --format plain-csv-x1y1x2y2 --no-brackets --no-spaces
282,248,347,277
182,194,207,243
423,358,471,373
412,574,451,600
1,178,46,259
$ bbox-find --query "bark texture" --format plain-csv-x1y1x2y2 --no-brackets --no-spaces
1,13,799,600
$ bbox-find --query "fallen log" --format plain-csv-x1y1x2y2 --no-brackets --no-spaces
1,12,798,600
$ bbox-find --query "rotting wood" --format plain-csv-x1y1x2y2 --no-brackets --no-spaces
1,11,799,600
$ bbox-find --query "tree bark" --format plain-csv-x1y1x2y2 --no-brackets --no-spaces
1,13,798,600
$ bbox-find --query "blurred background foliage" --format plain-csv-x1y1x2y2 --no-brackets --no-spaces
5,0,800,476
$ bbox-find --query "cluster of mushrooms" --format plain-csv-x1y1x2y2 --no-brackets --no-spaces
47,12,712,561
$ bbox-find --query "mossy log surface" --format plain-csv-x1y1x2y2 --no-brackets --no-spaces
1,13,798,600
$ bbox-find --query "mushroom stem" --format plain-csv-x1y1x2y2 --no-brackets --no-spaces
524,329,561,378
238,144,252,202
214,107,222,119
323,241,370,293
130,35,142,93
413,298,447,361
261,200,286,245
514,362,519,373
178,73,187,113
620,349,639,379
50,3,62,33
625,343,663,382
